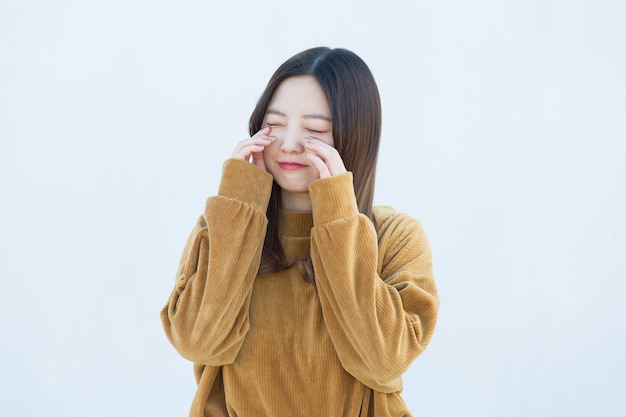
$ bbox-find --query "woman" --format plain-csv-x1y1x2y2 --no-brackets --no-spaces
161,47,439,417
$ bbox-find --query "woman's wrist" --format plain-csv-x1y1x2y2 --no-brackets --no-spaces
218,158,273,212
309,172,359,225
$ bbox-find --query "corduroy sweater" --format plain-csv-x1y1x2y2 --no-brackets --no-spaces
161,158,439,416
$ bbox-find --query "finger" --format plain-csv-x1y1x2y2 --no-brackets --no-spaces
236,130,274,152
251,151,266,170
307,152,331,179
232,134,274,160
252,126,272,138
303,138,335,162
232,142,269,159
304,139,346,176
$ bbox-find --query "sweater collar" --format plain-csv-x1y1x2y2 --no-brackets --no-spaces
278,209,314,238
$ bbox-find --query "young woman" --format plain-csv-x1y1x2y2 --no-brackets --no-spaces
161,47,439,417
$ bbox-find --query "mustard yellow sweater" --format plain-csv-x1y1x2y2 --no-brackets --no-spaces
161,158,439,417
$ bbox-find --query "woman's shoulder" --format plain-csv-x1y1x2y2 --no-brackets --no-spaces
371,207,432,280
372,206,427,240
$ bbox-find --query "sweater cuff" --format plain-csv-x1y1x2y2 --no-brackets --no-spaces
218,158,274,212
309,172,359,225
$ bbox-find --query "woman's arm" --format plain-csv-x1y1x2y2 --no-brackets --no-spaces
160,158,273,365
309,173,439,393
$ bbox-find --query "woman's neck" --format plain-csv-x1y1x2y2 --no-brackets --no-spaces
281,190,312,212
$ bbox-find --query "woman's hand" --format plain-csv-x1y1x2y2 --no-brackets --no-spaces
231,127,275,171
305,138,347,179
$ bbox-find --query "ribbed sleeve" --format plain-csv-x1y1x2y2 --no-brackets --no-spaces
218,158,273,212
160,158,273,365
309,172,359,225
309,175,439,393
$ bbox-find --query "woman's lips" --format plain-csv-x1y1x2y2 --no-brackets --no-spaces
278,162,306,170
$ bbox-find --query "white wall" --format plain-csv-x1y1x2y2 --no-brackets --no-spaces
1,1,624,416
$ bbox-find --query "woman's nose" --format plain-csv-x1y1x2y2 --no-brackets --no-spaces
279,128,305,153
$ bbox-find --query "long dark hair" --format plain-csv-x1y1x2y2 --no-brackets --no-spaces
249,47,382,283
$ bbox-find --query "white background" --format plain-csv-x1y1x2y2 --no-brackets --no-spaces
1,1,624,416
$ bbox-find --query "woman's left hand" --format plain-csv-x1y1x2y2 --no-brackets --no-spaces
304,138,347,179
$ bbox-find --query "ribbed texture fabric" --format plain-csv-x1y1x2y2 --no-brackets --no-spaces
161,159,439,417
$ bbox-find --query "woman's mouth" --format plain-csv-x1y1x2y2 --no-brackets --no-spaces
278,162,306,170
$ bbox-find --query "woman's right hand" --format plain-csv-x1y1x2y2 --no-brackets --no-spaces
231,127,275,171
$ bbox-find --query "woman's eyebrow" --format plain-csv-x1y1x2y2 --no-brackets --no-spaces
266,107,331,122
303,113,332,122
265,108,286,117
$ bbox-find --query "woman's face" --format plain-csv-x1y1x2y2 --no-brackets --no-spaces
262,75,334,211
